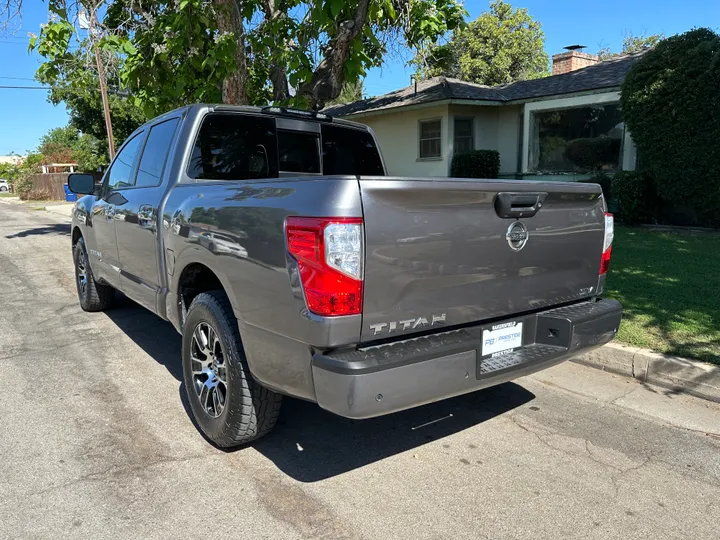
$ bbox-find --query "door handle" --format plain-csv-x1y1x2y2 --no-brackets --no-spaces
138,205,156,230
494,192,547,219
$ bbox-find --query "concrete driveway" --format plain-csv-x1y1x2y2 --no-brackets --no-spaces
0,201,718,539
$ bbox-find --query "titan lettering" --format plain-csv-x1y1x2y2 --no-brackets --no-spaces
369,314,447,335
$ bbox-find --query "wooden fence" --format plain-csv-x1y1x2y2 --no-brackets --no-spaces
29,173,70,200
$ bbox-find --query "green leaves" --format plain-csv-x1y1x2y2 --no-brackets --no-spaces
621,28,720,227
330,0,344,18
413,0,548,85
30,0,466,116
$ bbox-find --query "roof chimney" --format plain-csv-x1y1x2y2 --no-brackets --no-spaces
552,45,599,75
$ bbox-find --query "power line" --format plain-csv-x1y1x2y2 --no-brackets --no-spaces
0,76,36,81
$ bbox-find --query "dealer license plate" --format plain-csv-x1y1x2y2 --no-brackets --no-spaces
482,322,523,357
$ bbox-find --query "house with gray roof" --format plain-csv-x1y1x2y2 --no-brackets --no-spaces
324,49,643,180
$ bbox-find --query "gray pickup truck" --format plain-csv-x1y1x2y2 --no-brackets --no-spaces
68,105,622,448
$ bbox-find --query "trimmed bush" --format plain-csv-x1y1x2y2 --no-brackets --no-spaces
564,137,621,172
611,171,659,225
451,149,500,179
621,28,720,227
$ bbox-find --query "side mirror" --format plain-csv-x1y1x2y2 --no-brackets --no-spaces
67,173,96,195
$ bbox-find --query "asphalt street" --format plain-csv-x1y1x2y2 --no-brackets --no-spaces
0,200,719,539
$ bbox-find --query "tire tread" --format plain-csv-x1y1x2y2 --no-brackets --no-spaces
184,290,282,447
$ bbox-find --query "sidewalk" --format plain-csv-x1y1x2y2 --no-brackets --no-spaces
0,196,73,219
575,342,720,403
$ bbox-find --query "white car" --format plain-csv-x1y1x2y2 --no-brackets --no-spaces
0,179,9,192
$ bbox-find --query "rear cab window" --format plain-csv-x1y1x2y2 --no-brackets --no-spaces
187,112,385,180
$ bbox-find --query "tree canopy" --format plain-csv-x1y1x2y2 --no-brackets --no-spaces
28,0,466,118
620,28,720,227
598,32,663,61
413,0,549,85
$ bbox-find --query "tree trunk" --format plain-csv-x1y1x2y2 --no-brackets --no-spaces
298,0,371,110
214,0,248,105
259,0,289,103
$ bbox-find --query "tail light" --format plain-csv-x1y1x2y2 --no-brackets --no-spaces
285,217,364,316
600,212,614,275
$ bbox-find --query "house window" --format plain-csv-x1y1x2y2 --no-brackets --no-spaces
530,104,624,173
419,119,442,159
454,117,474,154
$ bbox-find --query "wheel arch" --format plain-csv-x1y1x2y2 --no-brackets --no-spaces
71,225,83,247
174,261,238,332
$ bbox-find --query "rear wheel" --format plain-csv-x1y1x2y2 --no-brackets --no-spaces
0,186,7,192
73,236,115,311
182,290,282,447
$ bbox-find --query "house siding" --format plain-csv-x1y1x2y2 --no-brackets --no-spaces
357,105,450,177
343,90,636,180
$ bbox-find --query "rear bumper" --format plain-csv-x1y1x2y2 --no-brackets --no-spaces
312,298,622,419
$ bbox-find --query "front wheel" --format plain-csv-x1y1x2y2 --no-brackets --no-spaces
73,236,115,311
182,290,282,447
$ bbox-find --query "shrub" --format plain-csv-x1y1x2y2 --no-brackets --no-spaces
611,171,659,224
578,172,613,201
451,149,500,178
621,28,720,227
564,137,621,172
21,188,53,201
14,176,34,199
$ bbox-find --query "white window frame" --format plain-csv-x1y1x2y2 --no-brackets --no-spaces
522,91,623,173
418,118,442,160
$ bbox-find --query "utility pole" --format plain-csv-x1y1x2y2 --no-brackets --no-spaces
80,9,115,159
94,46,115,159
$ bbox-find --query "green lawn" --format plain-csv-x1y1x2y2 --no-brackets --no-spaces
0,192,17,198
605,227,720,364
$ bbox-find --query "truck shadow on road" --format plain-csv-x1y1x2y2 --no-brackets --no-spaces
105,294,536,483
254,382,534,482
5,222,71,239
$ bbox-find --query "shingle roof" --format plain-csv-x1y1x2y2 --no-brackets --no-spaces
324,52,645,117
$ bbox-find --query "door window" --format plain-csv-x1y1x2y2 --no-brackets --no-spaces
106,133,144,190
135,118,180,188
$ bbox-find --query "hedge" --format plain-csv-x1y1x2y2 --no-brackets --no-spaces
611,171,659,225
620,28,720,227
451,150,500,179
578,172,613,202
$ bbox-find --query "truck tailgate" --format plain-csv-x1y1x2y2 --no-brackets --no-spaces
359,178,606,343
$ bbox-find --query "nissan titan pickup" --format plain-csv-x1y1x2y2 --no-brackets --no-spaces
68,104,622,447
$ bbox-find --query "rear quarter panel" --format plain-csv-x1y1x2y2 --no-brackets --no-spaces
161,177,363,398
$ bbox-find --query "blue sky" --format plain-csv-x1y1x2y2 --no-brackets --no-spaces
1,0,718,156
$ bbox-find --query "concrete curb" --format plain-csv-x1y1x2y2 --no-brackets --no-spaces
573,342,720,403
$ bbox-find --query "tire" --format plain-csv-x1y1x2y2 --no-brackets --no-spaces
182,290,282,447
0,186,7,192
73,236,115,312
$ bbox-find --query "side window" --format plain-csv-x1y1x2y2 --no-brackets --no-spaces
419,119,442,159
277,130,320,173
107,133,144,190
453,117,474,154
135,118,180,188
188,114,278,180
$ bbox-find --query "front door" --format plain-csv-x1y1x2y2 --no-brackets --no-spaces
88,131,145,288
114,117,180,312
